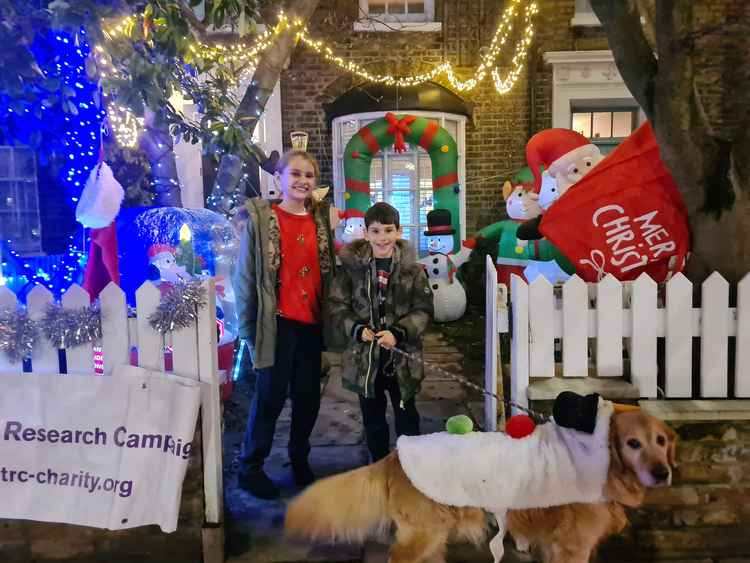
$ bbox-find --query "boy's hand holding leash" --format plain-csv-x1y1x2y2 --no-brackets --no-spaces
360,327,397,349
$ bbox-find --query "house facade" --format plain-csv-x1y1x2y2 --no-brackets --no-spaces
272,0,637,251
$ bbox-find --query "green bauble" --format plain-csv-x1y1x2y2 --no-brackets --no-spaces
446,414,474,435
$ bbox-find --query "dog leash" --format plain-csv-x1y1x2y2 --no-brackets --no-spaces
385,344,550,424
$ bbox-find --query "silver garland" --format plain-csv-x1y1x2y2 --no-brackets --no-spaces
148,280,207,333
0,308,38,363
42,302,102,349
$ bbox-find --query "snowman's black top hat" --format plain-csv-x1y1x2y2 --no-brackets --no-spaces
424,209,455,236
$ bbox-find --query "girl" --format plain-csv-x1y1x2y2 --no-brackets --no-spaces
233,150,337,499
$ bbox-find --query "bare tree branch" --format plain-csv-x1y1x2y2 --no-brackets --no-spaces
176,0,209,38
632,0,656,51
589,0,657,119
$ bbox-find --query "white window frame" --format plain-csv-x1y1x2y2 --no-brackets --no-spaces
543,50,646,134
355,0,441,32
571,0,601,27
332,110,467,249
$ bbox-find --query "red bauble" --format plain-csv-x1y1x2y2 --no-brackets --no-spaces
506,414,536,439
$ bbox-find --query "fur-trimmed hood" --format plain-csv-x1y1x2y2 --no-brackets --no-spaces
338,238,421,273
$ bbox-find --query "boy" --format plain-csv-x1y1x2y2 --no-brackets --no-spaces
328,202,434,462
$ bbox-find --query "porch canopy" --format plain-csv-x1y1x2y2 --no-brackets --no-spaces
323,81,473,127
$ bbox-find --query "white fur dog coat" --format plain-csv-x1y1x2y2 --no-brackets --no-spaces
396,399,613,561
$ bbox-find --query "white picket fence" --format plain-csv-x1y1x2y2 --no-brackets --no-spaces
0,280,223,526
485,256,750,429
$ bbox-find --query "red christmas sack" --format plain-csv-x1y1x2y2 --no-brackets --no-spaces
540,122,690,282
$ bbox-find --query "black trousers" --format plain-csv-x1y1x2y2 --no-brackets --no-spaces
358,372,420,463
240,317,322,472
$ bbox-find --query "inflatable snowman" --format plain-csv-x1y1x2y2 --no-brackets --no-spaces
419,209,467,323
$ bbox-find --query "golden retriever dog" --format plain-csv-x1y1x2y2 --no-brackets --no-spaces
284,409,677,563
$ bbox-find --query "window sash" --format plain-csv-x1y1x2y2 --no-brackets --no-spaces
359,0,435,22
0,147,42,255
571,108,638,141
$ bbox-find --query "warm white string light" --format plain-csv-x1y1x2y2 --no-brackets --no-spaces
96,1,538,146
492,1,538,93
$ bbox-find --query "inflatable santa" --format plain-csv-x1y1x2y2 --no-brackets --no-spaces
526,128,604,205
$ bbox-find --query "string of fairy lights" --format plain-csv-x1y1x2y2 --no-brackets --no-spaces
98,0,538,147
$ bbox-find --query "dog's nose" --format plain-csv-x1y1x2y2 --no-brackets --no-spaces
651,465,670,483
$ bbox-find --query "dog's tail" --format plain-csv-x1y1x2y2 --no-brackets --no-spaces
285,454,391,544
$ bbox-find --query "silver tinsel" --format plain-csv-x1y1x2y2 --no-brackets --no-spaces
148,280,207,333
42,302,102,349
0,308,38,363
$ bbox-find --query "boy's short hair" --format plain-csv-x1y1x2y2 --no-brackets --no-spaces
365,202,400,230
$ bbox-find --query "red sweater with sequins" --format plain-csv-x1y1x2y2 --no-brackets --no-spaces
273,204,322,324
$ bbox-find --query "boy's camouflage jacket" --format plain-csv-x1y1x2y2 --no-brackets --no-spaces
328,239,433,400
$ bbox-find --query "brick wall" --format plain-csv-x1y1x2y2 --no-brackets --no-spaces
0,425,205,563
599,418,750,561
280,0,608,234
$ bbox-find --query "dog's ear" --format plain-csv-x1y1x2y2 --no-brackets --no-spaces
665,424,678,468
608,417,624,472
605,416,645,507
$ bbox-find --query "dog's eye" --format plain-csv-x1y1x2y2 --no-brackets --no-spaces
627,439,642,449
656,435,666,446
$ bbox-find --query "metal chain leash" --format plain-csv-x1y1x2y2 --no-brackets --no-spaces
386,344,549,423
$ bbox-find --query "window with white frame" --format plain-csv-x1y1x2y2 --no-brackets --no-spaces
332,111,466,255
544,51,646,153
0,147,42,255
355,0,440,32
572,106,638,154
571,0,601,27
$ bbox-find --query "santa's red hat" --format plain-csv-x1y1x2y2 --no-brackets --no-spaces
526,129,597,193
338,209,366,221
147,244,176,259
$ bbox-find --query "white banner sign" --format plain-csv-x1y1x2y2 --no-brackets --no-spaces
0,365,201,532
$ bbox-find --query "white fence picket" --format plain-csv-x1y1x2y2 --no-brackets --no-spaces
100,282,129,376
700,272,729,398
135,282,164,371
61,284,94,374
562,275,588,377
484,256,499,431
0,286,22,373
665,273,693,397
736,274,750,398
630,273,658,398
510,274,529,412
596,275,623,377
171,325,199,380
27,285,58,374
196,279,223,524
529,276,555,378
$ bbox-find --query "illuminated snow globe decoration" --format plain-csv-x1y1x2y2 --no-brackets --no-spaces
119,207,240,342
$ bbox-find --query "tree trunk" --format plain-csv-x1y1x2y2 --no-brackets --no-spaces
590,0,750,281
206,0,321,215
140,110,183,207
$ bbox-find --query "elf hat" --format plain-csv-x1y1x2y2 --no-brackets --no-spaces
526,129,596,193
424,208,455,236
147,244,176,260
